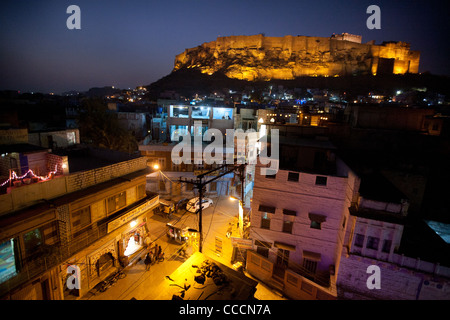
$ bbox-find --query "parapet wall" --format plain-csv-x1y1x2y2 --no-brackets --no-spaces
0,157,147,215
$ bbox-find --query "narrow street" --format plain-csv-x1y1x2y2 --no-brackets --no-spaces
82,196,284,300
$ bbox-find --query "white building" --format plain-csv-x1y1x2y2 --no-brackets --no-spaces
246,137,360,299
337,173,450,300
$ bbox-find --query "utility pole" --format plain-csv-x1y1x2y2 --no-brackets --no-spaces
180,163,246,253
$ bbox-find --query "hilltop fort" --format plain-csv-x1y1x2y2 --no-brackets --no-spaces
174,33,420,81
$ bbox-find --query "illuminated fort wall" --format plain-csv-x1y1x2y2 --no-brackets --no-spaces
174,34,420,80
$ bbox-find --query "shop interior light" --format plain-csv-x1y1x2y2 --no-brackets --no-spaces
130,220,137,228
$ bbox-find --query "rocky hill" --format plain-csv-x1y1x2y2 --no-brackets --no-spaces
145,68,450,99
173,34,420,80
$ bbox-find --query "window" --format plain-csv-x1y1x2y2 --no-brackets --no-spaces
259,205,274,229
282,219,294,234
136,184,146,199
170,105,189,118
310,221,321,229
72,207,91,230
302,250,320,274
107,192,126,214
23,228,43,257
366,236,379,250
209,181,217,192
213,107,233,119
315,176,327,186
354,234,365,247
191,106,211,119
0,238,19,282
255,240,271,258
303,258,317,274
282,212,295,234
382,239,392,253
308,213,326,230
261,212,271,229
276,248,290,267
288,172,299,182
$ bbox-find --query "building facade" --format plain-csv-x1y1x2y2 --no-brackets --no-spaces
246,138,360,299
337,174,450,300
0,146,160,300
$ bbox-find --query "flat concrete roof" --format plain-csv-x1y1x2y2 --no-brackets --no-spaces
156,252,257,300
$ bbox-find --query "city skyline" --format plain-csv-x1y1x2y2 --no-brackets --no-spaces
0,0,449,94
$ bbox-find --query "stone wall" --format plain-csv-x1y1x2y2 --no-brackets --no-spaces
174,34,420,80
337,249,450,300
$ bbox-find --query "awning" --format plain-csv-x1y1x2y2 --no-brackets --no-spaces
258,205,276,214
303,250,321,261
274,241,296,251
283,209,297,216
308,213,327,223
255,240,272,248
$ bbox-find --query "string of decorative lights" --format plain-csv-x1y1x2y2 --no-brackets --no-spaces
0,165,59,187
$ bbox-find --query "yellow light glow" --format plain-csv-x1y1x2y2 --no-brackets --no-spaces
130,220,137,228
153,164,160,170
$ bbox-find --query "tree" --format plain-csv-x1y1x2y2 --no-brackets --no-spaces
77,98,138,153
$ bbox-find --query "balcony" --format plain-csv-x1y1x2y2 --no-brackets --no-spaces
246,250,335,300
0,222,108,298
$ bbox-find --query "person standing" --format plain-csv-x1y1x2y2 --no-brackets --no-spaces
144,252,152,271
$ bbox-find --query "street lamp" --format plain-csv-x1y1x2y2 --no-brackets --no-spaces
153,163,160,170
229,196,244,237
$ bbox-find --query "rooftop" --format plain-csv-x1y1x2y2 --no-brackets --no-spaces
0,143,48,154
53,146,141,173
358,173,407,203
156,252,258,300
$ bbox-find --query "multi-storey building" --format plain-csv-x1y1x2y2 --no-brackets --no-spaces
337,173,450,300
167,104,235,142
246,137,360,299
0,144,160,300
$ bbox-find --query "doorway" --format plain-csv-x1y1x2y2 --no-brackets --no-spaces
273,248,289,279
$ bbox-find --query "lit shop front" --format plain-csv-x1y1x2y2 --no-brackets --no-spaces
107,196,159,266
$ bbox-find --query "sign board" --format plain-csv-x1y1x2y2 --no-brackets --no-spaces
107,196,159,233
230,237,253,249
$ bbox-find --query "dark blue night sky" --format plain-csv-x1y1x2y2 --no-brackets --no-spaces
0,0,448,94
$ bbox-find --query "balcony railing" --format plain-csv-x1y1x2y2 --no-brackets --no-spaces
0,222,108,298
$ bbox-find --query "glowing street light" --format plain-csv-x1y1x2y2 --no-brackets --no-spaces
153,163,160,170
230,196,244,237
